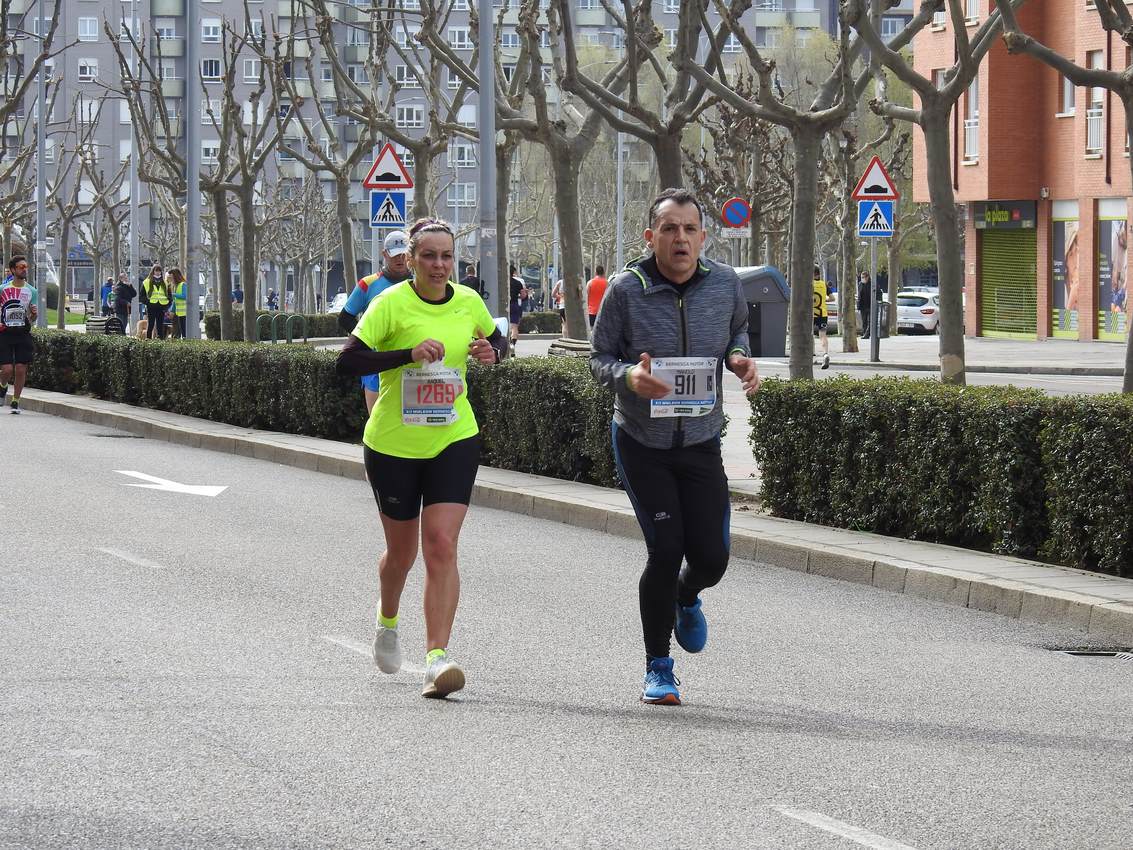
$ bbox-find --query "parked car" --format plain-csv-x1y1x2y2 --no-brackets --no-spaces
825,298,839,334
896,290,940,333
326,292,348,313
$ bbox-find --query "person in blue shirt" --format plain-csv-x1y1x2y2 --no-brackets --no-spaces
338,230,411,413
99,278,114,316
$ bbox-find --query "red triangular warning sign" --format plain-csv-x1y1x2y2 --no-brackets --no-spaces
363,143,414,190
851,155,899,201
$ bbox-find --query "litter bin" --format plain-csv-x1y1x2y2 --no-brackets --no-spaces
877,301,891,339
735,265,790,357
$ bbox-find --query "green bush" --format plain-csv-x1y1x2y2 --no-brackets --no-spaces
1040,395,1133,576
750,378,1049,557
203,308,341,341
28,332,618,487
518,311,562,334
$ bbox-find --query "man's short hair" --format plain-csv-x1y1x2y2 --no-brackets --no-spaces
8,255,26,270
595,265,605,276
647,188,703,230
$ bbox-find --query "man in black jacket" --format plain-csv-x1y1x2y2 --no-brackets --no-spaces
112,272,136,332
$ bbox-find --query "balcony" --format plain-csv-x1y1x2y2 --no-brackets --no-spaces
6,0,32,13
789,10,821,28
160,78,185,97
276,159,306,178
342,44,369,63
152,0,185,14
155,37,185,58
963,118,979,161
1086,105,1104,155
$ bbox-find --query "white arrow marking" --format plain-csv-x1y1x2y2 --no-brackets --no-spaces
114,470,227,497
774,807,919,850
97,547,166,570
322,635,425,674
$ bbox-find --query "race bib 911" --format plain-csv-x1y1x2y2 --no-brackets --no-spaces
649,356,718,418
401,362,462,426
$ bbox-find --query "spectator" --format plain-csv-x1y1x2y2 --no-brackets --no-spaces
508,264,527,351
586,265,608,328
168,268,187,338
112,272,136,332
99,277,114,317
141,263,171,339
232,284,244,305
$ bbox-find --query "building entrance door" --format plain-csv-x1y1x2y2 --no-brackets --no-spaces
979,228,1037,338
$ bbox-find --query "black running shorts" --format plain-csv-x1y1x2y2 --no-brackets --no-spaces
0,333,35,366
364,435,481,521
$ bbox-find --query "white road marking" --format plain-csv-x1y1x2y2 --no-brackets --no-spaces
321,635,425,674
115,470,227,497
774,807,919,850
96,547,166,570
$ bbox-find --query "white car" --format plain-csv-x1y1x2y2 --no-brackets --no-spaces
896,290,940,334
326,292,348,313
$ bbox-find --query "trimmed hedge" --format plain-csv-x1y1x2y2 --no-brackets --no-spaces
27,330,618,486
750,377,1129,576
203,308,342,341
518,311,563,334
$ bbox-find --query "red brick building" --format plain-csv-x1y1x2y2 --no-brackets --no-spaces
913,0,1130,342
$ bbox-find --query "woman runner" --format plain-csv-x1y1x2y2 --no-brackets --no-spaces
336,218,507,698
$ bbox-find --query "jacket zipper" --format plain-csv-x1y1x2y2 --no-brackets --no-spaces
674,293,688,449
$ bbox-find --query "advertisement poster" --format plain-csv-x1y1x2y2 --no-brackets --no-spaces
1051,219,1079,338
1098,218,1129,341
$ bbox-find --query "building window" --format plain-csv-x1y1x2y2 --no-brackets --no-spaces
501,30,520,49
722,34,741,53
160,59,178,80
77,18,99,42
201,59,222,80
77,58,98,82
964,0,978,22
665,29,678,48
155,20,178,39
77,97,99,124
448,141,475,168
347,64,368,83
202,141,220,164
449,69,462,90
163,97,180,119
578,0,598,8
395,65,420,88
119,139,132,163
399,148,415,168
449,27,472,49
119,100,132,124
448,182,477,208
202,19,222,43
244,58,261,82
246,19,265,41
963,75,979,161
755,27,780,48
346,27,370,46
1059,75,1075,116
663,0,679,11
880,16,905,39
202,98,221,124
320,64,334,83
396,106,424,128
396,25,419,48
1087,50,1105,155
454,0,470,8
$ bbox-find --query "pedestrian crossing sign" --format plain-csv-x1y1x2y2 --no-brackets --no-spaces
857,200,894,238
371,190,407,229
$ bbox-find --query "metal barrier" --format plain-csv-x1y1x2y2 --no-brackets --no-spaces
256,313,274,342
284,314,307,343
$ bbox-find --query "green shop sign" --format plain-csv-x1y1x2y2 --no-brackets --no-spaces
974,201,1036,230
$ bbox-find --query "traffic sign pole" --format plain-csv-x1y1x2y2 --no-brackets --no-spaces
870,236,880,363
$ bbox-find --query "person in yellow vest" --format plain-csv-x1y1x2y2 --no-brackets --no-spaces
813,264,830,370
168,268,187,338
141,263,171,339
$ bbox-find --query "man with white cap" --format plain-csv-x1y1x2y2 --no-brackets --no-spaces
339,230,412,412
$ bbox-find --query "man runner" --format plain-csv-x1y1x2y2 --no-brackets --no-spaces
338,230,412,413
813,264,831,370
590,188,761,706
0,256,39,414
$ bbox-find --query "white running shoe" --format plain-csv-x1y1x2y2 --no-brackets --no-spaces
372,626,402,674
821,353,830,370
421,653,465,698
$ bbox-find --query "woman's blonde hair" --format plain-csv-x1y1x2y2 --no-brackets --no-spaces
407,217,455,256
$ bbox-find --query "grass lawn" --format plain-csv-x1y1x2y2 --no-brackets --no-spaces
45,308,88,326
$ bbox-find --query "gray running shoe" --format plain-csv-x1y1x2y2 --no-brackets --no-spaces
821,354,830,370
421,653,465,698
372,626,402,674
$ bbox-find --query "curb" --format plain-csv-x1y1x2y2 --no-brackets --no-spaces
23,391,1133,643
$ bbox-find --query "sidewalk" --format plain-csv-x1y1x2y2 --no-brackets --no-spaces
20,387,1133,643
778,334,1126,376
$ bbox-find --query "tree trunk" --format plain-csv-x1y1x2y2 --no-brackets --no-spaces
211,188,235,341
335,173,357,294
549,145,588,340
1,221,11,262
110,221,122,281
238,183,258,342
410,144,434,222
747,208,762,266
840,197,859,352
56,219,71,329
655,131,683,190
922,110,966,385
787,125,823,379
495,142,515,317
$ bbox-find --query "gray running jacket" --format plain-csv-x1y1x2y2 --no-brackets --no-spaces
590,256,750,450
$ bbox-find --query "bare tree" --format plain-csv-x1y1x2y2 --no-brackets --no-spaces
74,152,129,290
0,1,62,127
994,0,1133,391
555,0,724,189
846,0,1022,385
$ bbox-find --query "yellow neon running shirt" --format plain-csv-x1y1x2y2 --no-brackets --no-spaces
353,280,496,459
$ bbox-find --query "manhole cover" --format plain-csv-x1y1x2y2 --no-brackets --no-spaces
1048,647,1133,660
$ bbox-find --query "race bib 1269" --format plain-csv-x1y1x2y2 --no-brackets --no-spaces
401,363,462,426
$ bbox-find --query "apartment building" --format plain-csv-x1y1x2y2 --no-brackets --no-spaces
4,0,846,296
914,0,1130,343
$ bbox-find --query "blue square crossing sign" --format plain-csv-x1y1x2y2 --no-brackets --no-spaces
370,190,407,229
857,200,894,238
